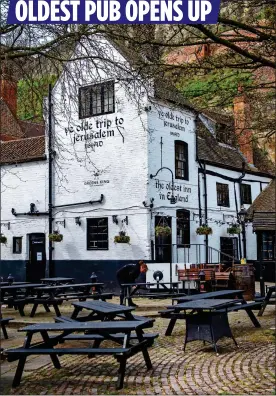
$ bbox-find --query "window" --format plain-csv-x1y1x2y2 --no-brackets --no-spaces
216,183,230,207
175,141,189,180
87,218,108,250
220,237,239,262
261,232,275,261
241,184,252,205
177,210,190,246
79,81,115,119
13,237,22,254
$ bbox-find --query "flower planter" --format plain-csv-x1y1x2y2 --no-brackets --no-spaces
114,231,130,244
196,225,213,236
49,232,63,242
155,226,171,237
0,234,7,244
227,225,241,235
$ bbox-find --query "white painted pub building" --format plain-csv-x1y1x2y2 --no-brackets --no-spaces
0,37,273,287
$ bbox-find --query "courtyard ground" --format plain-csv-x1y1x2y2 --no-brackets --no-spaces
0,287,275,395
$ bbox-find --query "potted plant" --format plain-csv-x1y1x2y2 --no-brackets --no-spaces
0,234,7,244
155,226,171,237
49,231,63,242
196,225,213,235
114,231,130,244
227,224,241,235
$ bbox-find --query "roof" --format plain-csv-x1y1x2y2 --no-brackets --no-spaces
0,99,26,139
0,136,46,165
247,180,276,231
19,120,45,137
197,118,274,176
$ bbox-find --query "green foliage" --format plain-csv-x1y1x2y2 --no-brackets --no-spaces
155,226,171,237
196,225,213,235
114,231,130,243
49,232,63,242
0,234,7,244
178,69,253,108
17,74,57,121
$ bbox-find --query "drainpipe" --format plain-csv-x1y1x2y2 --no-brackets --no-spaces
48,84,54,277
203,161,208,263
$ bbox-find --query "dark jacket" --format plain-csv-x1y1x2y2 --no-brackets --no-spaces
116,263,140,284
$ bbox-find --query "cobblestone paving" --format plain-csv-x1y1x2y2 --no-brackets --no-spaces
1,303,275,395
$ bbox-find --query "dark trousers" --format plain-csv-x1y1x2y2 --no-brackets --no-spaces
118,283,134,305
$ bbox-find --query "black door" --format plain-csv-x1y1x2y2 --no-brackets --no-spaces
155,216,172,263
26,233,46,282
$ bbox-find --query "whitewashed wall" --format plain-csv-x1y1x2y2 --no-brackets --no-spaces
0,161,48,261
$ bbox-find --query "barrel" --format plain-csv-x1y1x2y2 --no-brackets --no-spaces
233,264,255,301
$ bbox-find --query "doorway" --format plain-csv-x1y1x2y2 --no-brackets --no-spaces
220,237,238,263
155,216,172,262
26,233,46,282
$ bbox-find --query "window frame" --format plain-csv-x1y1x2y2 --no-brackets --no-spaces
87,218,109,251
176,209,190,247
240,183,252,205
216,182,230,207
13,236,23,254
79,81,115,119
175,140,189,181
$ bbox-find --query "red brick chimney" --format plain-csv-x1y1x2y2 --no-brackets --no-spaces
233,87,254,164
0,65,18,115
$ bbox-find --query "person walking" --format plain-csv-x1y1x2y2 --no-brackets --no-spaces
117,261,148,306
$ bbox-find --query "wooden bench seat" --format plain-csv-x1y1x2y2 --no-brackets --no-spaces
6,347,131,357
131,293,186,299
217,302,262,313
0,317,14,339
54,316,77,323
158,309,174,318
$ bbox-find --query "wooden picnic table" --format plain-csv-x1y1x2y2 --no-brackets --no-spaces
5,319,158,389
0,282,30,286
169,298,240,354
40,277,75,285
257,286,275,316
121,281,184,305
30,283,106,317
68,300,138,322
0,283,47,315
161,289,261,336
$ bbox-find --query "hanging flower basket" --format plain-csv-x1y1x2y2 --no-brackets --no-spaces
114,231,130,244
227,224,241,235
0,234,7,244
155,226,171,237
49,231,63,242
196,225,213,236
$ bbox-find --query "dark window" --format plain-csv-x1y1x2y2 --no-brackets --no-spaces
220,237,239,262
13,237,22,254
87,218,108,250
261,232,275,261
79,81,115,119
155,216,172,263
217,183,230,207
175,141,189,180
241,184,252,205
177,210,190,246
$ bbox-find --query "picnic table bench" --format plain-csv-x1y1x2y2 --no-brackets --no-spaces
0,317,14,339
121,281,183,305
161,290,262,336
40,277,75,285
4,319,158,389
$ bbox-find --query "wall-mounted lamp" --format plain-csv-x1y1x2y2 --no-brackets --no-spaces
122,216,128,226
112,215,119,225
55,219,66,228
75,217,81,226
1,222,10,230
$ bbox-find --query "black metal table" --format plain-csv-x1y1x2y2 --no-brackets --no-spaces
40,277,75,285
172,289,245,304
165,289,261,335
5,319,157,389
168,299,240,354
70,300,137,321
121,281,182,305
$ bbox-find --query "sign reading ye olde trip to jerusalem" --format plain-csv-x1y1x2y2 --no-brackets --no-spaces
65,117,125,150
